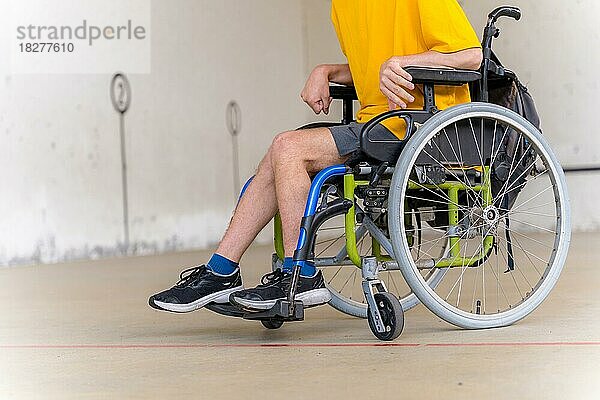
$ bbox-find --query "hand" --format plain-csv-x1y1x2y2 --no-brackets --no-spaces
301,65,333,115
379,56,416,110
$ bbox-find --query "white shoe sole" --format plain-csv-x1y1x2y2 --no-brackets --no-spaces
232,288,332,311
152,285,243,313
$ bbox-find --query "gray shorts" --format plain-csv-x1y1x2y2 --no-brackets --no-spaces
329,122,396,157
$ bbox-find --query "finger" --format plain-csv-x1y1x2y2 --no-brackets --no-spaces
311,99,323,114
394,86,415,104
380,85,407,109
382,76,415,104
322,95,332,115
388,99,398,111
384,70,415,92
382,76,415,103
388,63,414,85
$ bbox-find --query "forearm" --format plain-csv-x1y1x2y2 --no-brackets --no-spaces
317,64,353,86
302,64,352,114
399,48,483,71
379,47,482,109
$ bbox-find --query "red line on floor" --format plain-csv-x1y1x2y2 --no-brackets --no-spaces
425,342,600,347
1,342,600,349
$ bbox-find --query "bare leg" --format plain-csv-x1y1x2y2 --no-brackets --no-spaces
215,127,344,263
215,147,278,262
270,128,346,256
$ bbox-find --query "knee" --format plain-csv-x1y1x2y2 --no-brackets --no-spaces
256,147,275,178
270,131,302,166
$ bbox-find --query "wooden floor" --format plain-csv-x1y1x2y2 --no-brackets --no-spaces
1,233,599,399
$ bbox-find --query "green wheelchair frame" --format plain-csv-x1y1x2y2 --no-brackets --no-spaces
273,159,494,271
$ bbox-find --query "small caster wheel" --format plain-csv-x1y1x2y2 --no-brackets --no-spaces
261,319,284,330
367,292,404,341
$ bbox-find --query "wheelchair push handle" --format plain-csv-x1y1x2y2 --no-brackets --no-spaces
480,6,521,103
488,6,521,24
483,6,521,46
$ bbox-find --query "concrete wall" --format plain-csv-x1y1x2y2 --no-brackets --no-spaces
1,0,598,266
0,0,308,266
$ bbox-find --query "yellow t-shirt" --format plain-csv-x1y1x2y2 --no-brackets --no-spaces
331,0,481,137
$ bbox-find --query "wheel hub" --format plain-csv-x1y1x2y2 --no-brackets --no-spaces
467,205,500,237
483,206,500,228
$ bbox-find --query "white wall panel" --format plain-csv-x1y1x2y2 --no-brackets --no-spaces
0,0,307,265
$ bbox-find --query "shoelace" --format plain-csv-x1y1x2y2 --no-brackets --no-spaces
176,265,207,287
260,269,291,286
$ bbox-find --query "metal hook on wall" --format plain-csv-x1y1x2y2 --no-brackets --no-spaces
226,100,242,201
111,73,132,253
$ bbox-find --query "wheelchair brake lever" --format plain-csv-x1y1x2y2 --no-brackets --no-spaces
317,184,338,212
369,162,389,187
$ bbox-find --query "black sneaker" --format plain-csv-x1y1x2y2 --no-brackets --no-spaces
229,269,331,311
149,265,243,313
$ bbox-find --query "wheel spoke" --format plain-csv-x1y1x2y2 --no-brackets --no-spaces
495,239,525,300
504,228,555,251
506,217,557,235
433,128,485,209
316,234,345,257
495,169,549,202
508,187,555,214
508,233,542,288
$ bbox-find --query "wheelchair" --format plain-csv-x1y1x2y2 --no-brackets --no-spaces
206,6,571,341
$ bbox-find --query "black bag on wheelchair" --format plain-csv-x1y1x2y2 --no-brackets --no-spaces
485,53,541,210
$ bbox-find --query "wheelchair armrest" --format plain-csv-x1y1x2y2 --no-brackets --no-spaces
330,85,357,125
405,66,481,86
330,85,358,101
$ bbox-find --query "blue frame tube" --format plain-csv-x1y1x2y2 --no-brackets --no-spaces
304,165,348,216
294,165,348,264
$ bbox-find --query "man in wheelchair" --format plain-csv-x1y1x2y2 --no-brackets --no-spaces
149,0,483,314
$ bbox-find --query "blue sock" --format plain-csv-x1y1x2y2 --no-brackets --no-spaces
207,253,238,275
282,257,317,278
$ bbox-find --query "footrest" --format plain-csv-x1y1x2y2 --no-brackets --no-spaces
242,300,305,322
205,302,245,318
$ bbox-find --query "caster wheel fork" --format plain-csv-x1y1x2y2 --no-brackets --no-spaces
362,256,405,341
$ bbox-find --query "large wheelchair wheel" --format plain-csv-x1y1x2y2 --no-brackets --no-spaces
388,103,571,329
